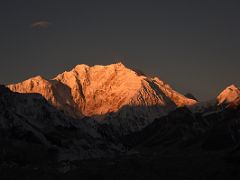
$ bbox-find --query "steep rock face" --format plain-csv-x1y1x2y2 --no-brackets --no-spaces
54,63,148,116
8,63,197,133
217,84,240,106
152,77,197,107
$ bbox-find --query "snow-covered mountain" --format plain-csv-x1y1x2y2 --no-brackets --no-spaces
0,85,123,161
190,84,240,113
8,63,196,133
1,63,240,178
217,84,240,107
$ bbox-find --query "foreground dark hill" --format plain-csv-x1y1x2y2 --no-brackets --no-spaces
0,85,123,163
122,105,240,154
1,103,240,180
118,84,240,154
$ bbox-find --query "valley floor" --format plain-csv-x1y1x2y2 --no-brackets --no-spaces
1,152,240,180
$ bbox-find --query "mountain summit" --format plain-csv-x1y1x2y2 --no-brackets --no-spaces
217,84,240,107
8,63,197,133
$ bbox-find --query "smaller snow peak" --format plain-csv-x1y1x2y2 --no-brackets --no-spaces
7,75,48,89
31,75,46,81
217,84,240,105
221,84,239,94
226,84,239,91
25,76,51,86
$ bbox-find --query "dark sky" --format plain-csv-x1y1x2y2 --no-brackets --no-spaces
0,0,239,101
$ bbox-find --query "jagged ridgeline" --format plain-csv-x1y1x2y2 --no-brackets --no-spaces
8,63,197,134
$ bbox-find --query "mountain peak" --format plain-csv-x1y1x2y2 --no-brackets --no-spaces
7,63,197,133
70,62,131,76
114,61,127,67
226,84,239,90
217,84,240,105
73,64,90,71
73,62,126,68
23,75,46,82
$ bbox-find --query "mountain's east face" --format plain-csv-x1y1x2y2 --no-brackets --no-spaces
217,84,240,107
8,63,197,132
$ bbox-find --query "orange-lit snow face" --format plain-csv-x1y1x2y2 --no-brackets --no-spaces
217,85,240,105
8,63,197,118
